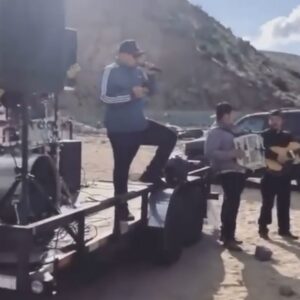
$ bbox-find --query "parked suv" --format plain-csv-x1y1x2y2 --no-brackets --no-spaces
185,109,300,161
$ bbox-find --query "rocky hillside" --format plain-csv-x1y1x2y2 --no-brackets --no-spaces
62,0,300,123
263,51,300,74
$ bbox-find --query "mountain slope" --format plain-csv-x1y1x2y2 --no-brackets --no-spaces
263,51,300,74
63,0,300,122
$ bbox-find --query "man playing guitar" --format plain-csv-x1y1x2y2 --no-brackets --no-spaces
259,110,298,240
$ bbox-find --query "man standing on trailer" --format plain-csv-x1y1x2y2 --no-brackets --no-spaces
100,40,177,221
205,102,246,251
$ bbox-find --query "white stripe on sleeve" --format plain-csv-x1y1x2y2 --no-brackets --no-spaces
100,64,131,104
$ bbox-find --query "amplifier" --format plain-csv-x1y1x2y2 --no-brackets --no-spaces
59,140,82,193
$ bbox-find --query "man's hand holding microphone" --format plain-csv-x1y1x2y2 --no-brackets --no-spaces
132,86,148,98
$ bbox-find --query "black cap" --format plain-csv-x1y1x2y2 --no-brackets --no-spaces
118,40,145,57
270,109,283,117
216,102,233,120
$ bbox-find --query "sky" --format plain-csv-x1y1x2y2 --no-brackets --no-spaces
189,0,300,55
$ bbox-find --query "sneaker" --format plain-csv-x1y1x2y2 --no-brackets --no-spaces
279,232,299,240
233,239,243,245
259,226,270,240
259,231,270,240
140,173,167,189
220,236,243,245
223,240,243,252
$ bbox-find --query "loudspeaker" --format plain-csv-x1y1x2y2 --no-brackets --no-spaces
59,140,82,193
0,0,66,93
65,28,78,72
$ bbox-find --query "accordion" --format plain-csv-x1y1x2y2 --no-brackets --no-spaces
234,134,266,171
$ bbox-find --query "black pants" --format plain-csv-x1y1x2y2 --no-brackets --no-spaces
259,173,291,234
220,173,246,241
108,120,177,202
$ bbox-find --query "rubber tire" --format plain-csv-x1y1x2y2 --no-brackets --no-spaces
155,228,183,266
135,187,186,266
132,226,182,266
180,184,207,247
184,217,204,247
297,179,300,192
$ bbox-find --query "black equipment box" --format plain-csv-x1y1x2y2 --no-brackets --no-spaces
59,140,82,193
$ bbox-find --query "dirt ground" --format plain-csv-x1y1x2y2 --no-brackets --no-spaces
1,134,300,300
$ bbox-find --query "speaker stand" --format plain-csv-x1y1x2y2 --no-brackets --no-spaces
19,94,32,224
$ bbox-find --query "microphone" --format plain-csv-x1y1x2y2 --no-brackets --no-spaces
139,62,162,73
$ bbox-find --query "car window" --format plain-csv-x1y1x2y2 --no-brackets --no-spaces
283,114,300,136
235,116,267,132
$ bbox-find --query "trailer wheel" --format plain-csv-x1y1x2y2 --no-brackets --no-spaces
31,276,57,296
132,226,182,265
297,179,300,191
184,217,204,247
182,185,207,247
31,280,45,295
156,187,186,265
158,239,183,266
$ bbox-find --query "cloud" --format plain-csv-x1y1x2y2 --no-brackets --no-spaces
248,5,300,51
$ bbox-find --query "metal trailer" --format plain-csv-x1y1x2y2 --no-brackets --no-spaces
0,166,218,295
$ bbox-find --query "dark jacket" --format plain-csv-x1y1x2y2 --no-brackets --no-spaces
100,62,156,133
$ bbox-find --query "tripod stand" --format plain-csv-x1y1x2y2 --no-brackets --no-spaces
0,94,81,254
0,94,58,225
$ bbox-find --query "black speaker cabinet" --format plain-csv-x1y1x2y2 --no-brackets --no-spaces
65,28,78,71
59,140,82,193
0,0,66,93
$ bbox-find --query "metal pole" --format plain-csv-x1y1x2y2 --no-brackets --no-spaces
53,93,59,126
16,230,33,292
20,94,30,225
77,215,85,259
52,93,61,206
141,192,149,227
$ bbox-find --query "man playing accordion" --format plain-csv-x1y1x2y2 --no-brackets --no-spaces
205,102,246,251
258,110,298,240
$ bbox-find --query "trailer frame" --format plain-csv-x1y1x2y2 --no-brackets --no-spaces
0,166,216,294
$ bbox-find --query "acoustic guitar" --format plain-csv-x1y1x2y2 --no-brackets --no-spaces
266,142,300,173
